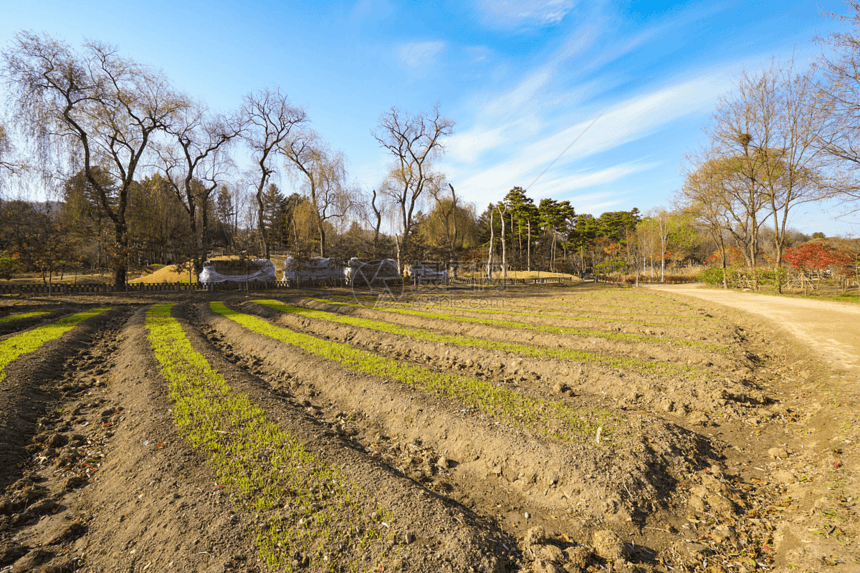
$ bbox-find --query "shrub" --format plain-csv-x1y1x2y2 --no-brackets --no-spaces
699,266,726,286
0,251,22,281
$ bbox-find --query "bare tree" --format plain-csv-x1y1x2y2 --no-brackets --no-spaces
496,201,509,280
705,61,833,290
282,128,357,258
240,88,306,260
0,122,15,175
817,1,860,210
369,188,386,259
428,182,461,262
373,104,453,270
159,101,242,274
2,32,188,288
703,86,774,274
677,165,734,288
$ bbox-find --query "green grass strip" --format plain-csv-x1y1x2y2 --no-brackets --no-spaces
145,304,395,573
0,308,110,384
304,297,728,352
339,294,714,329
254,299,704,378
213,301,621,446
0,310,51,325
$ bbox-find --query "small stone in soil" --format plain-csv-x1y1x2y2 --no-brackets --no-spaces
768,446,788,459
592,529,624,560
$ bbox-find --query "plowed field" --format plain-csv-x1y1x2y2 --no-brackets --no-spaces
0,284,857,573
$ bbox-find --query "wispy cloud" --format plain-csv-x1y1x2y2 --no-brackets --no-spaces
465,45,491,63
530,162,660,199
475,0,577,28
397,40,446,76
349,0,393,22
445,65,737,203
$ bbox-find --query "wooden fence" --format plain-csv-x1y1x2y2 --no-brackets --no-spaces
0,274,583,297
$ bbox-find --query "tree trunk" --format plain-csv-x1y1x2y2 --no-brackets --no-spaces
113,218,129,289
487,210,495,279
394,234,402,275
199,205,211,277
500,208,507,280
256,192,269,260
526,218,531,272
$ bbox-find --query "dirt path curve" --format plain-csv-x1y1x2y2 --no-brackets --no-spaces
644,283,860,375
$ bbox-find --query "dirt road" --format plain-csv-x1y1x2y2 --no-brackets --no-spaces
645,284,860,375
644,283,860,570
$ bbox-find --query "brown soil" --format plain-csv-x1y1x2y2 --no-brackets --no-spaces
0,283,857,572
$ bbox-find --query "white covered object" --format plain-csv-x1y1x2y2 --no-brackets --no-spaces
283,257,343,282
344,258,399,285
405,265,449,281
198,259,277,284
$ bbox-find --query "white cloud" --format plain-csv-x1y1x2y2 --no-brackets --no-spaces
398,41,446,75
521,72,732,169
466,45,491,63
481,67,553,120
349,0,393,22
530,162,659,198
476,0,577,27
445,64,738,207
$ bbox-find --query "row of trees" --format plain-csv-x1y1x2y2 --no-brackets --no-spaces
476,187,701,280
0,32,463,286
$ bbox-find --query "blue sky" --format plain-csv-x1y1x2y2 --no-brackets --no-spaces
2,0,857,236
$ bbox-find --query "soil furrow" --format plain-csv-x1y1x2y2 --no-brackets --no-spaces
199,299,717,530
341,293,724,331
245,298,772,422
299,296,746,375
175,302,516,572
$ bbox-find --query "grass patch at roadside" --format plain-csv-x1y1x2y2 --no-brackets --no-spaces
304,296,728,352
213,301,622,446
145,304,395,573
0,310,51,325
253,299,705,378
0,308,110,383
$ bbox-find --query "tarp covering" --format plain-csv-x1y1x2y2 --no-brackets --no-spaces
405,265,449,281
344,258,399,285
198,259,277,284
283,257,344,282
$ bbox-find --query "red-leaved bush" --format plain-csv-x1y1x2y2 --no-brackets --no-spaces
783,243,853,272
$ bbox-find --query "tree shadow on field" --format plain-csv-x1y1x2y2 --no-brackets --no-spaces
624,421,721,525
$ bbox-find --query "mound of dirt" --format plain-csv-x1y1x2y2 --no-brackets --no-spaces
130,264,194,284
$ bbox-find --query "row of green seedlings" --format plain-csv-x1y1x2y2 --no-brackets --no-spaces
0,308,111,383
212,301,622,446
343,293,717,327
253,299,705,378
474,295,714,322
0,310,51,325
145,304,396,573
303,297,729,352
493,289,711,315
